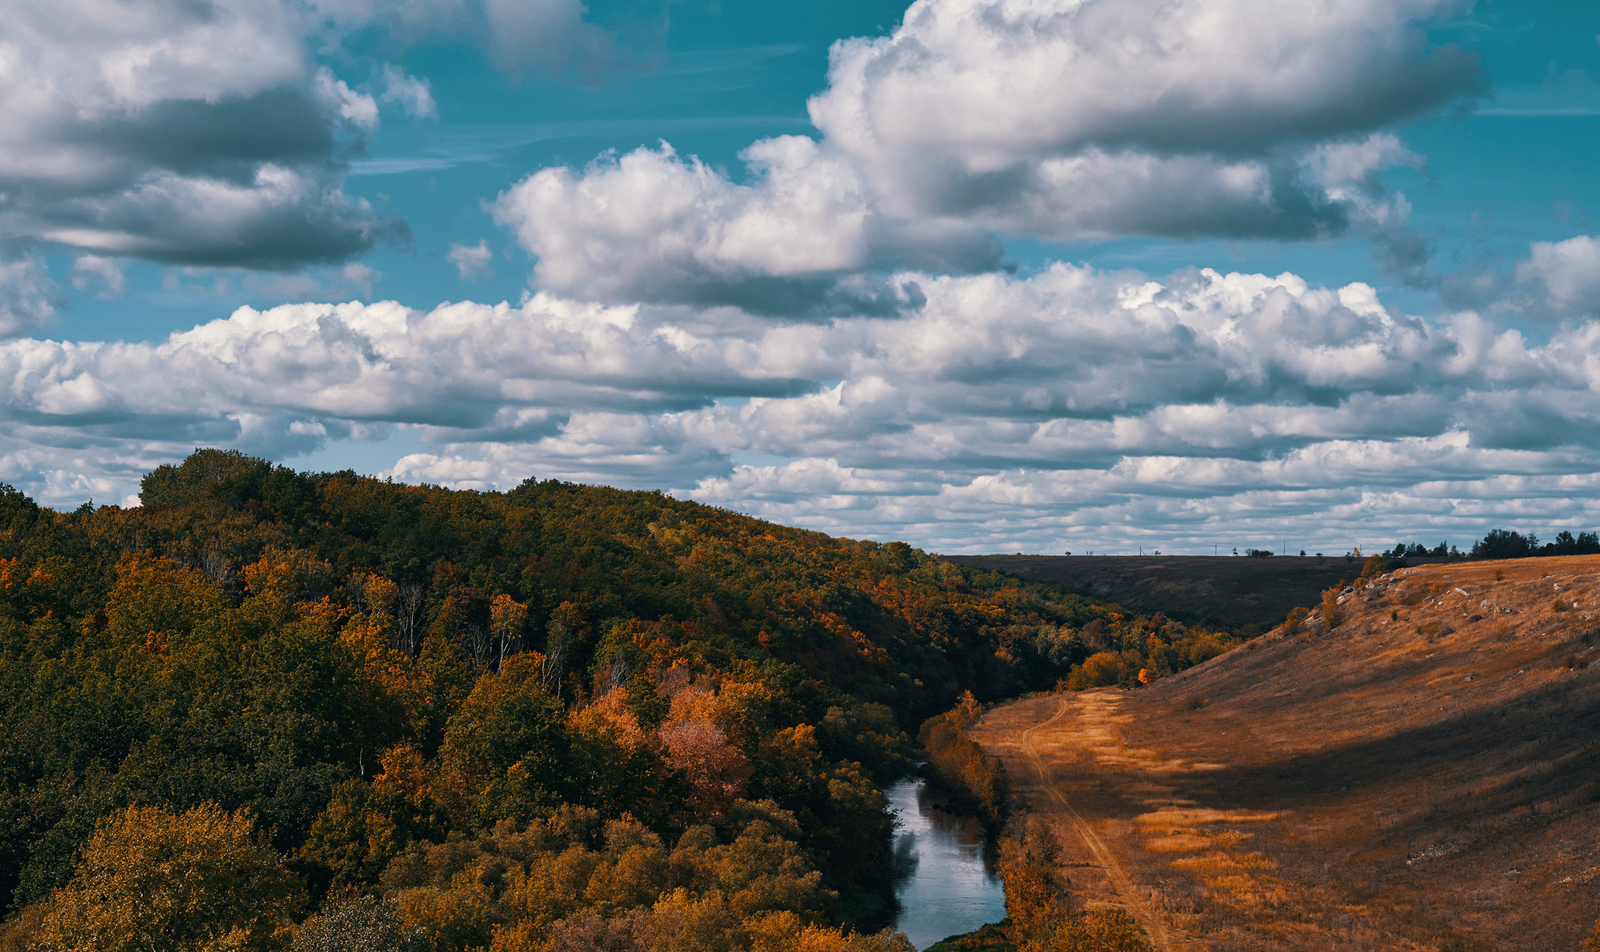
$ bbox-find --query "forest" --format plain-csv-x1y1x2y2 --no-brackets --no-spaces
0,451,1242,951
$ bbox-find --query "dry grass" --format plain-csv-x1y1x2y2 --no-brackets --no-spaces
967,554,1600,952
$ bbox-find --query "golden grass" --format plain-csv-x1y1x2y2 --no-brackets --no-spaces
1143,829,1251,853
1134,807,1280,826
1171,851,1276,873
1144,833,1213,853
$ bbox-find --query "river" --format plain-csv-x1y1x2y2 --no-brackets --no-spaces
886,777,1007,949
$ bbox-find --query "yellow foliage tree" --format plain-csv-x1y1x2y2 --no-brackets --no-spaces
35,802,300,952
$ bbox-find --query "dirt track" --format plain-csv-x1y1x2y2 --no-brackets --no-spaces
968,556,1600,951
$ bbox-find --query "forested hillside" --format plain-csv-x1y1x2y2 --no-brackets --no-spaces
0,451,1237,950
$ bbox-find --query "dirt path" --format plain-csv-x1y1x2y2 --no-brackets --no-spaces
969,555,1600,951
1018,695,1177,949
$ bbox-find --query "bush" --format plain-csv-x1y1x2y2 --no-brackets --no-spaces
1320,584,1346,630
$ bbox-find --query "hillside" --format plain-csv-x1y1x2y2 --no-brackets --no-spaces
967,555,1600,951
0,449,1246,950
946,554,1452,631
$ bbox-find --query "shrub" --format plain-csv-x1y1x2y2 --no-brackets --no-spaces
1358,554,1385,582
1283,607,1308,631
1320,584,1346,630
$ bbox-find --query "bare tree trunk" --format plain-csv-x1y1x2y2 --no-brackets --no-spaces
396,583,425,655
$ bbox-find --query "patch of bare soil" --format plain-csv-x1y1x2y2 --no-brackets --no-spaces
967,555,1600,951
946,554,1451,630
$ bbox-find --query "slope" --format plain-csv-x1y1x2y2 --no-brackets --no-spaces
967,555,1600,951
0,449,1142,941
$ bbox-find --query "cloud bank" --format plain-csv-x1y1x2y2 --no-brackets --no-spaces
6,256,1600,551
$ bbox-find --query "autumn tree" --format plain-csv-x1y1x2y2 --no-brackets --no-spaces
290,895,427,952
999,816,1066,948
490,594,529,668
35,802,301,952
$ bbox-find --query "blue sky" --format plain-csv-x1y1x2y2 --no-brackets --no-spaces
4,0,1600,555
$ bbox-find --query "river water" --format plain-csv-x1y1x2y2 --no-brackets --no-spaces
886,778,1007,949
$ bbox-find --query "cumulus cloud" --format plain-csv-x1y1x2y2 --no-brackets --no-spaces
0,253,61,337
446,240,495,280
1517,236,1600,317
0,0,650,274
0,0,415,269
808,0,1479,224
379,64,438,120
493,140,998,314
495,0,1482,305
8,254,1597,552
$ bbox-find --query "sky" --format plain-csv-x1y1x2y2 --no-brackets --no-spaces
2,0,1600,556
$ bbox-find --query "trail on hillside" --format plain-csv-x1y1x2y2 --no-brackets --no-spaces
971,555,1600,952
1019,696,1176,950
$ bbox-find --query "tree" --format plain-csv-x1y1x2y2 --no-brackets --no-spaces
998,817,1065,946
1472,528,1535,560
290,895,427,952
35,802,301,952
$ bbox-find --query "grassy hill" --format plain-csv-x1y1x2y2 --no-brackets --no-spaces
969,554,1600,950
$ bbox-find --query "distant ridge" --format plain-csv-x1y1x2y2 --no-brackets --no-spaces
946,554,1452,631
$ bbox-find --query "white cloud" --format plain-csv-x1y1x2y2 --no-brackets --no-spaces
70,255,128,298
0,0,647,273
492,139,988,313
446,240,494,280
493,0,1482,305
1517,235,1600,316
0,254,61,337
808,0,1478,221
380,64,438,120
4,256,1594,552
315,67,380,131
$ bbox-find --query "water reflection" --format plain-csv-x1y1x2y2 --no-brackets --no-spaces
887,777,1006,950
